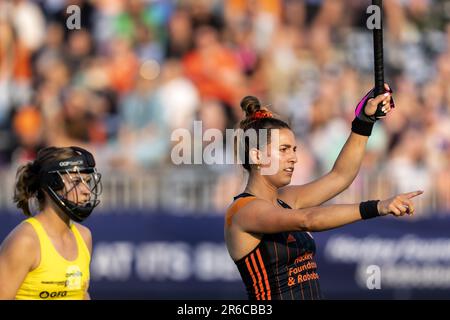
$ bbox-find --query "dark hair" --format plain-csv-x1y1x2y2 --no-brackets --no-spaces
13,147,81,216
238,96,291,171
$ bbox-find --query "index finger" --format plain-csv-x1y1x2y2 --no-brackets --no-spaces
404,190,424,199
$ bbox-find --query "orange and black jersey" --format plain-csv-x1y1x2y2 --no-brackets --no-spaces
228,193,322,300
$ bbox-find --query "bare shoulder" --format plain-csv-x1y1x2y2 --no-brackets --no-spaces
73,223,92,253
1,222,39,250
229,198,271,226
226,196,260,216
73,223,91,237
0,221,39,264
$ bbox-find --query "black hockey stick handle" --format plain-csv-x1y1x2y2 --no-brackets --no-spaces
373,0,386,117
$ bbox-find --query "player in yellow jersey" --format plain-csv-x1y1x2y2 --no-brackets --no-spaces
0,146,102,300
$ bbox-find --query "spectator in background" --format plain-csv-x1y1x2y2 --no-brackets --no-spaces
10,0,46,52
111,67,169,170
158,59,199,132
386,128,432,199
165,9,194,59
47,87,106,148
0,17,33,118
32,22,65,80
107,37,139,95
183,26,246,110
65,28,94,72
11,105,45,165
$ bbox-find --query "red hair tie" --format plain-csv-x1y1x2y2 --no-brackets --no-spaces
251,110,273,120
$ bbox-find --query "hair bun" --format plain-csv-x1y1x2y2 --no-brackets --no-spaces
240,96,261,118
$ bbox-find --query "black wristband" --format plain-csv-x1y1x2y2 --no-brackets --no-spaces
360,200,380,220
351,118,375,136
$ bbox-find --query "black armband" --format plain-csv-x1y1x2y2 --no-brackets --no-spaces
351,117,375,136
359,200,380,220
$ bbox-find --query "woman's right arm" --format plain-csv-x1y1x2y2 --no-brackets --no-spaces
0,224,38,299
232,191,423,234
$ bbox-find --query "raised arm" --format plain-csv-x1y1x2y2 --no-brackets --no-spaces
280,85,393,209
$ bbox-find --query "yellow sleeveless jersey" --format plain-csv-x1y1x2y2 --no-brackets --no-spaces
15,217,91,300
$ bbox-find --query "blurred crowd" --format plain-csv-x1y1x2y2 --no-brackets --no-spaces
1,0,450,212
